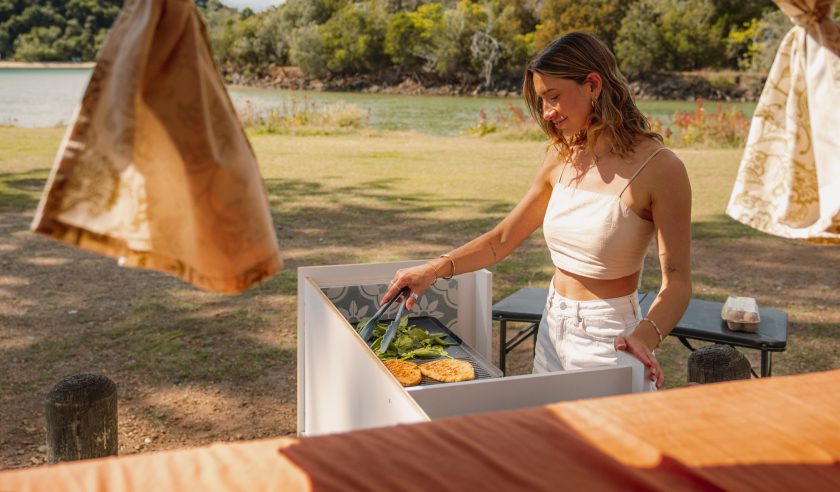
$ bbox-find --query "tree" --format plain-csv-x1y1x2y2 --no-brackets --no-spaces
535,0,624,50
289,24,328,78
13,25,63,61
615,0,725,74
384,3,445,73
614,0,663,75
319,1,389,75
426,0,485,83
485,0,538,86
731,7,791,72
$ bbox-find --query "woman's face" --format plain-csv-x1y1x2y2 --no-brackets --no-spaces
532,73,596,137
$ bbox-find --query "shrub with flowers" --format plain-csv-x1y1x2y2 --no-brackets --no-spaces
466,103,545,140
649,98,751,148
469,98,750,148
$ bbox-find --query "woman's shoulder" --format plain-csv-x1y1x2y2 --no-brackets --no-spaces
536,144,566,179
632,137,684,174
631,139,690,196
543,144,563,163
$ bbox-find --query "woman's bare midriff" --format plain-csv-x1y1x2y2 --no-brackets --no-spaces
552,267,640,300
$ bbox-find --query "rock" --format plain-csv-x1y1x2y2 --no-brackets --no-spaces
144,437,152,444
37,445,47,453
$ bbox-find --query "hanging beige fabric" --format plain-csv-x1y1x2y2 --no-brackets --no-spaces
30,0,283,293
727,0,840,243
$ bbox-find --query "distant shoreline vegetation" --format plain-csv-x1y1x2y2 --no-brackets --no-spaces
4,1,838,100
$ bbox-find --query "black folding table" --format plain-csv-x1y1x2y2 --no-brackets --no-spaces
492,288,788,377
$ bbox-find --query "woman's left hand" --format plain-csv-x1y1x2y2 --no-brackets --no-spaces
615,333,664,388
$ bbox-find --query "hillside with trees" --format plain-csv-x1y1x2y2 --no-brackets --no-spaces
0,0,122,61
3,0,839,97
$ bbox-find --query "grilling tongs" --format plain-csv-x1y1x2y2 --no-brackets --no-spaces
378,291,411,354
359,286,409,343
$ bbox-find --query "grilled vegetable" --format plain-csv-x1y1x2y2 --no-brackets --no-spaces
357,319,457,361
399,346,450,360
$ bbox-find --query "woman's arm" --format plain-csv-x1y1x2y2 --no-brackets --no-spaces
383,150,560,308
616,150,692,387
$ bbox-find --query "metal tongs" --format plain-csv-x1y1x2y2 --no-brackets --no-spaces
358,286,409,342
379,292,411,354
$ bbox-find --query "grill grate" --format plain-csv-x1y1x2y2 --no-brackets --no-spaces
416,355,498,386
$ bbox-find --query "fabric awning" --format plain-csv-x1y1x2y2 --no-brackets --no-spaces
727,0,840,243
30,0,282,293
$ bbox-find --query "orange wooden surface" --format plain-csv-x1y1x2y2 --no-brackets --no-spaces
3,370,839,491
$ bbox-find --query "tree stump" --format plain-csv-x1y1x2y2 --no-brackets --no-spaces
45,373,118,464
687,345,752,384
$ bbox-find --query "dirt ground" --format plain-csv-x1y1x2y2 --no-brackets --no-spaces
3,206,839,470
0,211,299,469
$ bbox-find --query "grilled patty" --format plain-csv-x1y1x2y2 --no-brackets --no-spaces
419,359,475,383
384,359,422,386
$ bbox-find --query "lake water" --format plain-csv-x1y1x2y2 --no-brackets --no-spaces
0,68,755,135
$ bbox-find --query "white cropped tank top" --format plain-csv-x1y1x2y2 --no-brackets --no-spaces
543,148,666,280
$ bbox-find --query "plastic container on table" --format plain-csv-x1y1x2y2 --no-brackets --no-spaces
721,296,760,333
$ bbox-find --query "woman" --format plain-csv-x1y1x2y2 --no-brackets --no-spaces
383,32,691,389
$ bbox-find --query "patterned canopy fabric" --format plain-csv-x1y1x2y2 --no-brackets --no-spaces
30,0,283,293
727,0,840,243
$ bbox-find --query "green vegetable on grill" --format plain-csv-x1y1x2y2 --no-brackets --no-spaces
356,317,457,361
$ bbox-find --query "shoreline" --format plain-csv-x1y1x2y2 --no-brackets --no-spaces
0,61,95,69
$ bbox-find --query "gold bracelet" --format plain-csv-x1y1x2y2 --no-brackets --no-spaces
642,317,663,345
439,254,455,280
430,256,453,279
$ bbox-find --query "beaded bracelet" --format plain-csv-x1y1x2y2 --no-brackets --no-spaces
642,317,663,345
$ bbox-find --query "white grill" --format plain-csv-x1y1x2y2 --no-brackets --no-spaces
298,261,650,436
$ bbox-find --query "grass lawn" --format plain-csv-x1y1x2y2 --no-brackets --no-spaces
1,126,837,468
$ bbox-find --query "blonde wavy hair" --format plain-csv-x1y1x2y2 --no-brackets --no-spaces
523,32,661,161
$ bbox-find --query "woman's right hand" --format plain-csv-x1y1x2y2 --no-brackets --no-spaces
382,263,439,310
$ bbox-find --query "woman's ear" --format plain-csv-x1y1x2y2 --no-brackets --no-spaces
585,72,603,98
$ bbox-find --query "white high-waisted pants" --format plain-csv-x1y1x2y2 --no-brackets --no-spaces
533,282,649,386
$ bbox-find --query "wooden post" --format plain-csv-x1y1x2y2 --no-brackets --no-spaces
45,373,118,464
687,345,752,384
